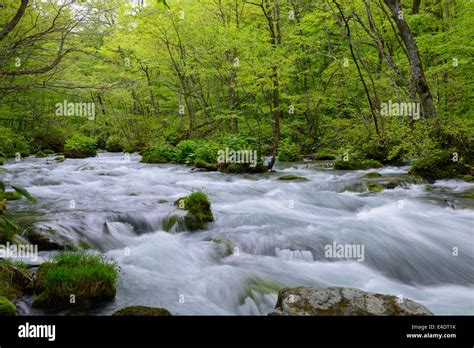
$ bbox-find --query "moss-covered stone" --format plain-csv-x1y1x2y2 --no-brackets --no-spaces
0,157,4,165
194,159,218,172
314,150,336,160
162,214,180,232
212,238,235,256
0,296,16,316
425,185,434,191
26,227,73,251
112,306,172,316
218,162,267,174
362,172,382,178
409,151,471,180
0,260,34,300
33,252,117,311
43,149,55,155
367,182,384,192
277,174,309,181
0,191,21,201
35,151,47,158
461,175,473,182
176,192,214,231
54,156,65,162
334,159,383,170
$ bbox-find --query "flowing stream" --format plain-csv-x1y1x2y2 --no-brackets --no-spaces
2,153,473,315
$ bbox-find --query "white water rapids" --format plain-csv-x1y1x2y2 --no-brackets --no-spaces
2,153,473,315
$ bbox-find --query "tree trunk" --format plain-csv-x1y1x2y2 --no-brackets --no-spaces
412,0,421,14
383,0,437,118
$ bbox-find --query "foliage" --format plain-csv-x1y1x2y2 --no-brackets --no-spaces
64,135,97,159
33,252,118,310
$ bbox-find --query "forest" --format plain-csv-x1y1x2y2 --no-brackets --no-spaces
0,0,472,317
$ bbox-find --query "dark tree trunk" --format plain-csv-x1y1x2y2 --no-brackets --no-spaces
383,0,437,118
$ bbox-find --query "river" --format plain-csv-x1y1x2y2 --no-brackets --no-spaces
2,152,473,315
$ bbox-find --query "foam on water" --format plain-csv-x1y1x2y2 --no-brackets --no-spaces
2,153,473,315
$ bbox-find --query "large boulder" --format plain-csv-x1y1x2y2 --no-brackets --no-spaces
26,226,74,251
269,287,433,316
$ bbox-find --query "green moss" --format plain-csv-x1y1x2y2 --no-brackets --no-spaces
35,151,47,158
461,175,473,182
0,259,33,300
212,238,235,256
314,150,336,160
409,151,470,180
334,159,383,170
194,159,218,171
112,306,172,316
33,252,118,310
0,157,4,165
78,241,91,250
425,185,434,191
0,191,21,201
162,214,180,232
177,192,214,231
54,156,65,162
0,296,16,316
105,135,124,152
362,172,382,178
43,149,55,155
277,174,308,181
367,182,384,192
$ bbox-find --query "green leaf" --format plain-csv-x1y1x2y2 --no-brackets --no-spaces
10,185,37,203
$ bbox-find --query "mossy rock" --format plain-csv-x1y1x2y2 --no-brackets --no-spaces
33,252,117,311
0,191,21,201
54,156,65,162
0,259,34,299
162,214,181,232
425,185,434,191
367,182,384,192
0,157,4,165
409,152,470,180
334,159,383,170
277,174,308,181
212,238,235,257
35,151,47,158
314,150,336,161
461,175,473,182
176,192,214,231
0,296,16,316
43,149,55,155
112,306,172,316
141,151,171,164
26,227,74,251
218,162,267,174
78,241,91,250
362,172,382,178
194,159,218,172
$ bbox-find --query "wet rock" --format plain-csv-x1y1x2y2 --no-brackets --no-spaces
112,306,172,316
26,227,74,251
269,287,433,316
278,174,308,181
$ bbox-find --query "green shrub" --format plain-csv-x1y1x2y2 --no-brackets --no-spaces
64,135,97,158
175,140,198,164
278,139,301,162
0,126,30,158
105,135,124,152
141,141,175,164
33,252,118,310
194,141,220,164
